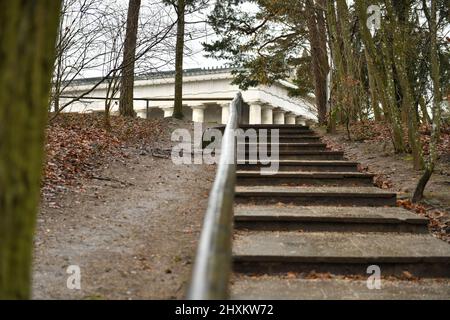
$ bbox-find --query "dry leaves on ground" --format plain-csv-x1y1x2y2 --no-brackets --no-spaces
42,114,167,200
398,200,450,243
344,121,450,158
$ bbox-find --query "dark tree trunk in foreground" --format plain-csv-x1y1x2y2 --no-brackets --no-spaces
173,0,186,119
119,0,141,117
0,0,61,299
412,0,441,202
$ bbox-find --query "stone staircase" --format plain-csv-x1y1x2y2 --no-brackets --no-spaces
231,125,450,300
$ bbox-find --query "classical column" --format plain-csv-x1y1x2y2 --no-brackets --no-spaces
273,109,286,125
191,105,207,123
249,101,262,125
261,104,274,125
296,116,307,126
219,103,230,124
286,113,297,125
161,106,174,118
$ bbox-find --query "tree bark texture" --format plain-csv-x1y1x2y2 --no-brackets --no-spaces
0,0,61,299
119,0,141,117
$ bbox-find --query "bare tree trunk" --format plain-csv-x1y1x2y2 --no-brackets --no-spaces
306,0,329,125
53,9,65,113
327,0,366,127
105,74,120,131
385,0,423,169
413,0,441,202
316,0,330,125
0,0,61,299
419,96,431,124
365,48,382,121
119,0,141,118
326,0,343,131
336,0,359,121
355,0,406,153
173,0,186,119
381,31,407,153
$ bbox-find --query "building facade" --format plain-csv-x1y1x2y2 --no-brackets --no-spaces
60,67,317,125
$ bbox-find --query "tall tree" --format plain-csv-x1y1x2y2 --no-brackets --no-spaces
0,0,61,299
305,0,329,125
173,0,187,119
384,0,424,169
166,0,208,119
119,0,142,117
354,0,406,152
413,0,442,202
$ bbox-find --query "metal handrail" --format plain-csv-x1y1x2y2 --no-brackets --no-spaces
188,92,243,300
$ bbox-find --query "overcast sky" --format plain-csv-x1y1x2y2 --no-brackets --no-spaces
67,0,254,77
183,32,224,70
179,2,227,70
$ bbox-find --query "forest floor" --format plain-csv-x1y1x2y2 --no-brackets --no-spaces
32,115,216,300
321,122,450,243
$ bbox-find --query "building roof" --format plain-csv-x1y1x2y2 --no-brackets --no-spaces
68,67,233,86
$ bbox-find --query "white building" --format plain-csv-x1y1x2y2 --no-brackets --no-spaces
60,67,317,125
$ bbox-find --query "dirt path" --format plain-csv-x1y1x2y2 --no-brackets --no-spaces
32,124,216,300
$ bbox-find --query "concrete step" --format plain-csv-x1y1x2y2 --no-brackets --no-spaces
233,231,450,277
238,150,345,161
237,160,359,172
238,143,328,151
239,134,322,143
239,129,317,136
275,136,322,143
231,277,450,300
234,205,429,233
229,129,450,298
235,186,397,207
204,126,313,137
239,124,310,130
237,171,375,187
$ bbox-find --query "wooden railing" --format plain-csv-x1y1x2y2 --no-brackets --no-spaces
187,93,244,300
